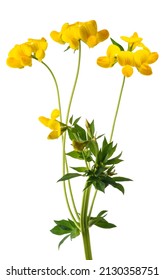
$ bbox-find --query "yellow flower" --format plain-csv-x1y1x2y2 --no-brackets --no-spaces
39,109,63,139
97,44,121,68
27,38,48,61
97,33,158,77
121,32,143,50
6,38,48,68
50,20,109,50
79,20,109,48
6,43,33,68
134,49,159,75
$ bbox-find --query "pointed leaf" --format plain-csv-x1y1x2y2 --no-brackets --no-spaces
57,173,82,182
75,124,87,141
95,217,116,229
112,182,125,194
66,150,84,160
97,210,108,217
73,117,81,125
69,115,73,125
101,176,125,194
110,37,124,51
58,234,70,249
71,166,88,172
88,140,99,157
50,225,71,235
112,176,132,182
106,152,123,165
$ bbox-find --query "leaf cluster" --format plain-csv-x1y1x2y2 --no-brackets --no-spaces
58,118,132,194
50,210,116,248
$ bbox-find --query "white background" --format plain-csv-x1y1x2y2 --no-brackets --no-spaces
0,0,164,279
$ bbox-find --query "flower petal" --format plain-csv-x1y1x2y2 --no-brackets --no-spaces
122,65,133,77
48,129,61,139
51,109,60,119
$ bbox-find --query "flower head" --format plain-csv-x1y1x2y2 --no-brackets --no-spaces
6,38,48,68
39,109,65,139
97,33,158,77
50,20,109,50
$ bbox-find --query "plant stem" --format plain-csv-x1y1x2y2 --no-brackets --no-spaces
62,42,82,222
80,187,93,260
65,42,82,125
110,76,126,142
88,189,97,220
33,58,62,122
35,57,79,226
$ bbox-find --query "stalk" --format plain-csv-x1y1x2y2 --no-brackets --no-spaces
80,187,93,260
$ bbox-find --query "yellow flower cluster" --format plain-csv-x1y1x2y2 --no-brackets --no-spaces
6,38,48,68
50,20,109,50
97,32,158,77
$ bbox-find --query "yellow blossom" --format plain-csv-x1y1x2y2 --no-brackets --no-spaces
27,38,48,61
121,32,143,50
134,49,158,75
50,20,109,50
6,38,48,68
97,44,121,68
97,33,158,77
6,43,32,68
39,109,63,139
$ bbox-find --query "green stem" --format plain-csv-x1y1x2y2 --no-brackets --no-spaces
65,41,81,125
62,42,82,223
80,187,93,260
34,57,79,227
88,189,97,220
32,57,62,122
110,76,126,142
66,162,80,221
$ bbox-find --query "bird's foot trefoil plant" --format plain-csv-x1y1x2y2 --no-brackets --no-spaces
6,20,158,260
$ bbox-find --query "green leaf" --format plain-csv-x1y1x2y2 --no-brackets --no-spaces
100,175,125,194
66,150,84,160
67,128,79,141
50,225,71,235
88,140,99,157
112,176,132,182
110,37,124,51
89,120,95,137
70,227,80,239
93,180,106,192
89,211,116,229
69,115,73,125
58,234,70,249
97,210,108,217
75,124,87,141
73,117,81,125
55,219,73,229
71,166,88,172
95,217,116,229
106,152,123,165
57,173,82,182
112,182,125,194
89,210,108,226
